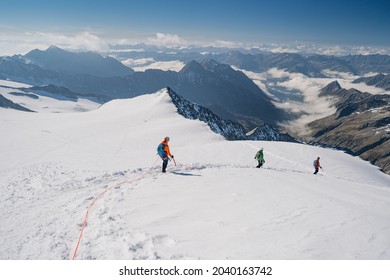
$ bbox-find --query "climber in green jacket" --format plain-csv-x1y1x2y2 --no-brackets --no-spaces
255,148,265,168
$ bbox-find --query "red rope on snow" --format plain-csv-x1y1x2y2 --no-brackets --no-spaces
71,157,159,260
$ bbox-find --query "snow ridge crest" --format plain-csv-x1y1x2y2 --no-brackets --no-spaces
166,87,296,142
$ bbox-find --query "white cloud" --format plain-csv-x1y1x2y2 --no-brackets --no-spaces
2,27,389,57
232,67,277,99
212,40,240,48
147,33,187,48
257,68,390,135
132,60,186,72
232,66,339,135
318,45,347,56
267,68,294,79
270,69,337,118
141,33,247,50
109,48,145,53
122,58,155,67
270,47,299,54
0,31,109,55
320,69,358,80
315,44,390,56
35,32,109,52
252,42,390,56
232,67,337,135
321,69,389,95
0,41,45,56
121,57,187,72
341,81,389,95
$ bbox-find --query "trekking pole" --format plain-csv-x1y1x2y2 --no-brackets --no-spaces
172,157,177,166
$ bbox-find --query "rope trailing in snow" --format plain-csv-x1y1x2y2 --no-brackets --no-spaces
71,157,160,260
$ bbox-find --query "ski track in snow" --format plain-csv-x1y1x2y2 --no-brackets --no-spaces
74,162,223,260
0,161,275,259
0,163,128,259
0,160,209,260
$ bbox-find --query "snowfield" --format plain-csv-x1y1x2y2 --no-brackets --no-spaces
1,88,390,260
0,79,100,113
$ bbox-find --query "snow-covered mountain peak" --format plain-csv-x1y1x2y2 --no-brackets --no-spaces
96,87,171,113
153,87,170,97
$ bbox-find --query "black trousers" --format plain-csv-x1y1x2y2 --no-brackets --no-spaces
162,158,168,172
256,160,264,168
314,167,319,174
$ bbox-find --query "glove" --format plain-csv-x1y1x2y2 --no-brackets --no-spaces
171,155,174,159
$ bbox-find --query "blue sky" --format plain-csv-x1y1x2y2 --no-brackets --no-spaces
1,0,389,55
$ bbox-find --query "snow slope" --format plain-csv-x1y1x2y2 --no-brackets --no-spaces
0,79,100,113
1,88,389,260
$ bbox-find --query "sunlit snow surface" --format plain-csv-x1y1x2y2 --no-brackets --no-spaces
1,88,389,260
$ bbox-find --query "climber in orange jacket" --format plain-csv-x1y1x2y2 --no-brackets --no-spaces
157,137,174,173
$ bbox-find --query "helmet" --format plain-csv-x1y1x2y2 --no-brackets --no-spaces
165,136,170,141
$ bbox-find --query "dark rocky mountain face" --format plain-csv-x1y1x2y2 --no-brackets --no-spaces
175,60,285,127
319,80,342,96
167,87,296,142
308,82,390,174
320,81,372,108
353,73,390,91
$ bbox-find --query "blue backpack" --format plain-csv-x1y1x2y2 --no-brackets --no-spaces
157,143,166,158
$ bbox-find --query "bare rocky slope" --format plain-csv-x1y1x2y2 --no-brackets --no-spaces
307,81,390,174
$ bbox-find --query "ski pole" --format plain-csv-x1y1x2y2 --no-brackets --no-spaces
172,157,177,166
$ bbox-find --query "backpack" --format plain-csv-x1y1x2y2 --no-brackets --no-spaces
313,160,317,167
157,143,166,158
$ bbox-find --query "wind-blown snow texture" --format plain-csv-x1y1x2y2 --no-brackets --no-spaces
1,88,390,260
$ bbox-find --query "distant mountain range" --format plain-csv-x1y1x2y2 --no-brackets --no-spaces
353,73,390,91
308,81,390,174
0,47,286,128
112,48,390,77
213,51,390,77
1,46,389,173
24,45,134,77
